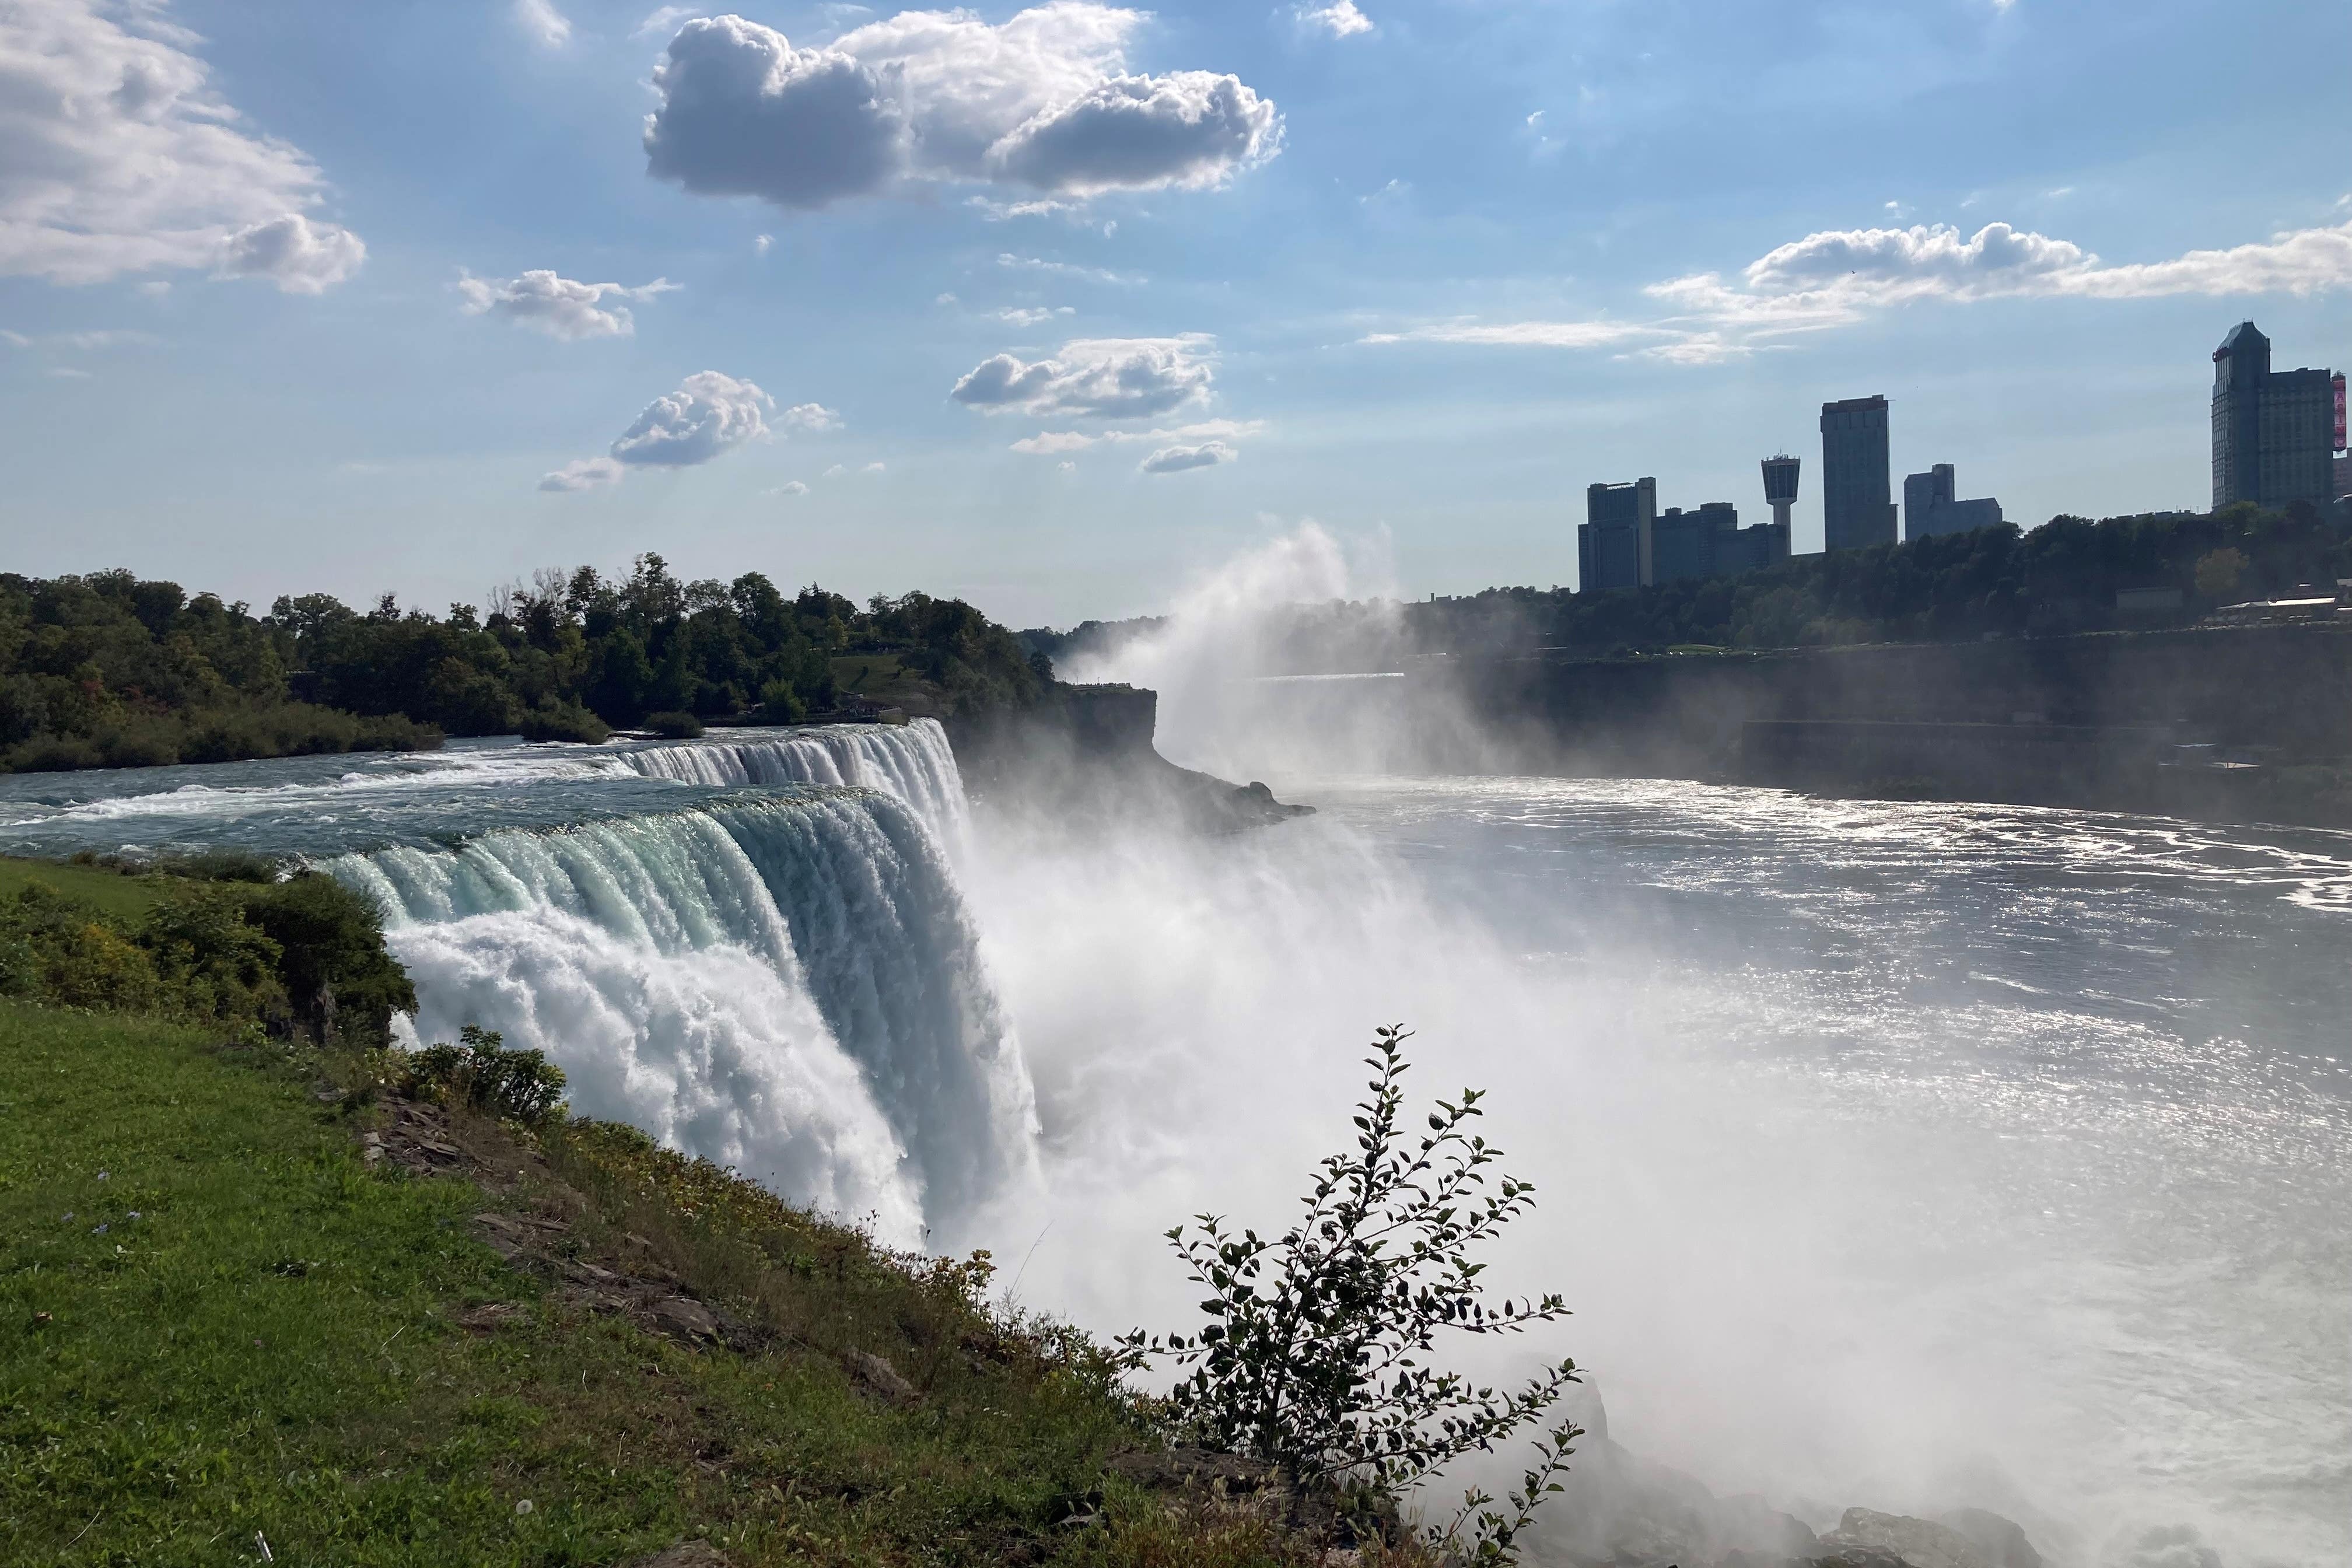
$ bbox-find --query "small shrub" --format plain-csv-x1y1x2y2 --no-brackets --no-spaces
1123,1026,1583,1565
643,710,704,739
139,887,286,1027
757,680,808,725
403,1023,568,1125
517,702,612,744
240,873,415,1042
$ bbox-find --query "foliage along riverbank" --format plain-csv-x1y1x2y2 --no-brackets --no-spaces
0,558,1048,775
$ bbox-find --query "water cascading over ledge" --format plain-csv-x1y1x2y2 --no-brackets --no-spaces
327,723,1031,1247
624,720,970,849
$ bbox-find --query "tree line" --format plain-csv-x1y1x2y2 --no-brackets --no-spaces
0,554,1048,774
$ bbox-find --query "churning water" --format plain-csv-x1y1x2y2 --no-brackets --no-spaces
1,716,2343,1567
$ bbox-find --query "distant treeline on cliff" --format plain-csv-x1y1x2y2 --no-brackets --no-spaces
1026,502,2352,671
0,556,1046,774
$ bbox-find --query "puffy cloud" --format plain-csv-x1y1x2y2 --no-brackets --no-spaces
1364,218,2352,364
456,270,677,340
611,370,772,466
216,213,366,293
540,456,623,491
639,5,1279,209
1139,439,1233,473
951,335,1213,418
642,16,907,208
995,304,1073,326
987,72,1279,196
513,0,572,48
0,1,365,289
1297,1,1373,39
778,401,841,430
769,479,810,495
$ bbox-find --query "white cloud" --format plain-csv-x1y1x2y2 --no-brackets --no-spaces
216,213,366,293
46,365,93,380
951,335,1213,418
1364,218,2352,364
861,460,886,473
778,401,841,430
769,479,810,495
639,5,1279,209
1297,1,1373,39
1139,439,1233,473
1360,319,1659,349
986,71,1279,197
995,304,1074,326
1009,415,1258,454
611,370,772,466
0,1,365,290
540,456,624,491
634,4,705,40
1057,459,1076,471
753,233,774,254
455,270,677,340
513,0,572,47
996,252,1139,284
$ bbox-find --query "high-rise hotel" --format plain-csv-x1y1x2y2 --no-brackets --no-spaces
2211,321,2342,510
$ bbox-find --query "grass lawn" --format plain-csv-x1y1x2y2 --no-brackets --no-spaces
0,1002,1308,1567
0,858,176,923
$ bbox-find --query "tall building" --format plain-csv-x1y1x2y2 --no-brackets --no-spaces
2211,321,2339,510
1760,454,1800,538
1579,478,1654,593
1646,501,1790,584
1903,462,2004,541
1821,396,1896,551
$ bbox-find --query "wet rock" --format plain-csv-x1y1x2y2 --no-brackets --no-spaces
648,1296,721,1343
845,1349,920,1405
1934,1508,2042,1568
1821,1508,1993,1568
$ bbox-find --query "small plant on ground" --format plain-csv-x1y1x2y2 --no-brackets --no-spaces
1121,1026,1583,1565
402,1023,569,1125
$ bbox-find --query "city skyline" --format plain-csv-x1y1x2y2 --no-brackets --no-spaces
2,0,2349,625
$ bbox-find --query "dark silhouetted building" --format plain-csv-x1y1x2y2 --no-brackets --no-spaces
2211,321,2337,510
1821,396,1896,551
1761,454,1800,538
1650,501,1790,583
1580,477,1654,593
1903,462,2004,541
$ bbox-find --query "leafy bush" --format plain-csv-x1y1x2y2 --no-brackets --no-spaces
517,701,611,744
402,1023,568,1125
756,678,808,725
1123,1026,1582,1564
239,873,416,1043
643,709,705,739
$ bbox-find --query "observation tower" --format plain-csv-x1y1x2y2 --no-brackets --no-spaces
1761,453,1800,534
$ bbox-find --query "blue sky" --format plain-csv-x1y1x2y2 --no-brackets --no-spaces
2,0,2347,626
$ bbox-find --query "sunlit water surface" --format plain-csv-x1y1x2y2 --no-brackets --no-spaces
1,745,2342,1566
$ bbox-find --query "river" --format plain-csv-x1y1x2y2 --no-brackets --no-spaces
1,723,2343,1567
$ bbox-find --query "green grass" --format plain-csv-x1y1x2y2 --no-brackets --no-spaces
0,858,173,923
0,1002,1317,1567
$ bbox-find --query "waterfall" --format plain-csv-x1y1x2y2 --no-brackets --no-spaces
626,719,970,849
328,774,1033,1247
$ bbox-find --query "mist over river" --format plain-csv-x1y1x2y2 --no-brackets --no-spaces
1,714,2344,1566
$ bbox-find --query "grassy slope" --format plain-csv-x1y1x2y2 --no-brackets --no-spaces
0,1003,1308,1567
0,858,174,923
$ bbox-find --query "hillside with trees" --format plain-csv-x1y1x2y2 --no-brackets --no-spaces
0,556,1048,774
